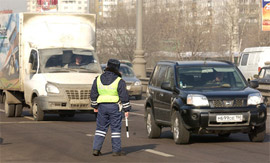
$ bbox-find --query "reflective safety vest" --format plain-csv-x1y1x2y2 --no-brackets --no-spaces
97,75,121,103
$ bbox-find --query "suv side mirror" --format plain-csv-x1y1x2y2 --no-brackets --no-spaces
250,80,259,88
161,82,173,91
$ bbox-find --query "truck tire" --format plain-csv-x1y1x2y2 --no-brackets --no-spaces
32,98,44,121
172,112,190,144
248,123,266,142
4,94,15,117
15,104,23,117
146,107,161,138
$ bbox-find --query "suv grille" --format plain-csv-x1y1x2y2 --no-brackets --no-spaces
209,98,246,108
66,90,91,100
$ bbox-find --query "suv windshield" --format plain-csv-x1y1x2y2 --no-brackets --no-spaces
39,49,102,73
176,66,247,90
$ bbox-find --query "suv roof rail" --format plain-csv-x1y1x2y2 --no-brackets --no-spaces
158,60,179,65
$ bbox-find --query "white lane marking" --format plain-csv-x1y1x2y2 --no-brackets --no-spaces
0,109,4,113
144,149,174,157
130,103,144,107
86,134,94,137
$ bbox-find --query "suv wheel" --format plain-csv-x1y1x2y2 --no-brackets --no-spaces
146,108,161,138
248,124,266,142
172,112,190,144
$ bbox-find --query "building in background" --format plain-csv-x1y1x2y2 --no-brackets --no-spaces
27,0,89,13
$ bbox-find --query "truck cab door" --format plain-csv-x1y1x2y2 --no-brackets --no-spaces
24,50,39,105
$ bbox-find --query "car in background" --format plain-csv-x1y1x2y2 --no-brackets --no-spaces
101,64,142,100
252,64,270,105
119,60,133,68
145,60,267,144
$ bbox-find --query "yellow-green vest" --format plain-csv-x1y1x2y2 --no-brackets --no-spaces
97,75,121,103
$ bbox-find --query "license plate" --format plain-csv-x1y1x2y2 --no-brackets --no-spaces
126,86,131,90
216,115,243,122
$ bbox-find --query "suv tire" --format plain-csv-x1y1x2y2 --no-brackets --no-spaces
248,123,266,142
172,111,190,144
146,107,161,138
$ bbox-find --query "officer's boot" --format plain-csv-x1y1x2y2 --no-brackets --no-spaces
93,150,102,156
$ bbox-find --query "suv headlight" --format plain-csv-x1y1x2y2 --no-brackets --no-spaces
247,93,263,105
46,83,60,94
187,94,209,107
134,81,141,86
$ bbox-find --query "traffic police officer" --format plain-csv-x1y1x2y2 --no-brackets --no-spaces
90,59,131,156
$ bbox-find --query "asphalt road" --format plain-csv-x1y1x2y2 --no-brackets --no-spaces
0,97,269,163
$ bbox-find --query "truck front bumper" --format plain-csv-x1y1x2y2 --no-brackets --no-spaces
35,95,93,111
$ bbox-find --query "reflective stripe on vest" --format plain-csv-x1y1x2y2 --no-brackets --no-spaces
97,75,121,103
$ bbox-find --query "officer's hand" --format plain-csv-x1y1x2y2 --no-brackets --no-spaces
94,109,98,112
125,112,129,118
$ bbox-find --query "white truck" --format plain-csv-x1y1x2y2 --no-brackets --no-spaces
0,13,102,120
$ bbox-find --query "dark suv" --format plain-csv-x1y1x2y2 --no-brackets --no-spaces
145,61,267,144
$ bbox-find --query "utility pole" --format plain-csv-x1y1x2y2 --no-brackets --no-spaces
132,0,146,78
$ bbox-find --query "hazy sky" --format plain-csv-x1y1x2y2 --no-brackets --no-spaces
0,0,27,12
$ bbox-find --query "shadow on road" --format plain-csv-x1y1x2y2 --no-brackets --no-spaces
101,144,158,156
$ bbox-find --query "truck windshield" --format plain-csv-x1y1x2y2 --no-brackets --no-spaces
39,49,102,73
176,66,247,90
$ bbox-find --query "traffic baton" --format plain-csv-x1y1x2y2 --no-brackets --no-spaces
125,116,129,138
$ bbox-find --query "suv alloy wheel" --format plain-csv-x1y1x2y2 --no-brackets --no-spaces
146,107,161,138
172,112,190,144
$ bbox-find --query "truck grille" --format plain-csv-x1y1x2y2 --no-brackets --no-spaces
66,90,91,100
209,98,246,108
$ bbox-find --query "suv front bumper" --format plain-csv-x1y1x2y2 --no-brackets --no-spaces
181,104,267,133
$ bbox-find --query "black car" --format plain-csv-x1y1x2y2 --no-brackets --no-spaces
145,60,267,144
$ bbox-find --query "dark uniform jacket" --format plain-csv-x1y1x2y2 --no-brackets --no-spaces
90,70,131,112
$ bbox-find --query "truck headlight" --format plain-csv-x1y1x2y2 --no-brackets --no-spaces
46,83,60,94
187,94,209,107
134,81,141,86
248,93,263,105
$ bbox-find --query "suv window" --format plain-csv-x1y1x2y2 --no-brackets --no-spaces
164,66,174,87
150,65,160,87
156,65,168,87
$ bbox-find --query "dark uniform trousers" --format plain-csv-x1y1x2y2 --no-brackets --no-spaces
93,103,122,153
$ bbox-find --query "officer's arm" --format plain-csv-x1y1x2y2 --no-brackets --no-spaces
90,78,99,109
118,79,131,112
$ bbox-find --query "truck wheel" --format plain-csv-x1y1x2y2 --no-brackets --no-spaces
15,104,23,117
146,107,161,138
4,94,15,117
172,112,190,144
248,124,266,142
32,98,44,121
